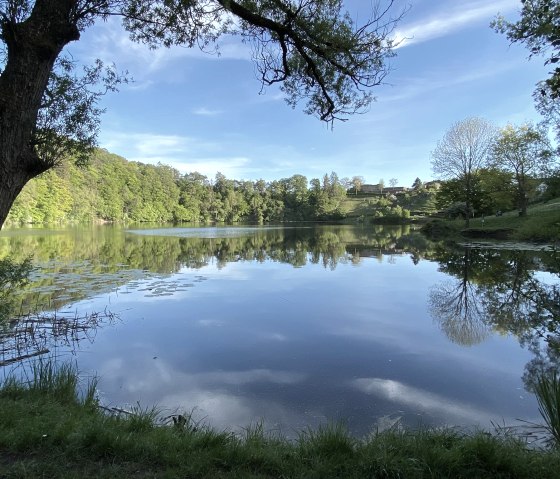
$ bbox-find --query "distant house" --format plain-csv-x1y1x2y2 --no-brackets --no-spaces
361,184,383,194
424,181,441,190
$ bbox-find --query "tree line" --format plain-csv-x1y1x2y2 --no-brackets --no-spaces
7,141,559,227
5,149,357,225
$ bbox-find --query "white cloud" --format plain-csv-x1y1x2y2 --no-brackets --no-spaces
99,131,252,176
100,132,217,156
74,17,251,79
192,107,224,116
353,377,494,424
170,157,251,176
393,0,519,48
96,357,307,433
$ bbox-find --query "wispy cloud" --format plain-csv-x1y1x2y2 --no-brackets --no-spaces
99,131,252,176
100,132,202,157
380,58,523,103
72,17,251,80
393,0,519,48
192,107,224,116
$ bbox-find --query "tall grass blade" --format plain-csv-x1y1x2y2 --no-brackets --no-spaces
534,371,560,447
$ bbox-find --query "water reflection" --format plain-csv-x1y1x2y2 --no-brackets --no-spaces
0,224,556,435
0,310,115,368
0,224,425,312
427,245,560,394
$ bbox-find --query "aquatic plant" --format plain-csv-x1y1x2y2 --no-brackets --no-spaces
534,371,560,447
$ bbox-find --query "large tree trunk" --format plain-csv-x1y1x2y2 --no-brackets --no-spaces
0,0,80,228
464,174,471,228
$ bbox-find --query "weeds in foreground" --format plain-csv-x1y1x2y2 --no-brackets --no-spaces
2,361,560,478
534,371,560,447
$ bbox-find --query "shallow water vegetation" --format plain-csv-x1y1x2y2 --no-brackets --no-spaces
1,363,560,478
0,256,33,322
534,371,560,448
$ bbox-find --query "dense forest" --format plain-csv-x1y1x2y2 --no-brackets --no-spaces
5,149,405,225
6,148,557,226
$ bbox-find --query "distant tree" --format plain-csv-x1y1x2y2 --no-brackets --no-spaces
351,176,364,195
389,178,398,188
0,0,405,229
490,123,554,216
431,118,495,226
340,177,352,192
411,177,423,190
378,178,385,193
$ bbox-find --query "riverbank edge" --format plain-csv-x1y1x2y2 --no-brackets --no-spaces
1,364,559,478
421,218,559,244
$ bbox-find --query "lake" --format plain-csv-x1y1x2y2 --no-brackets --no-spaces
1,224,558,438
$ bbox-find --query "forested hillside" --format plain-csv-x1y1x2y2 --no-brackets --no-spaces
6,150,354,225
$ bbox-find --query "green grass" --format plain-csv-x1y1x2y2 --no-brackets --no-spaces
425,198,560,242
534,371,560,448
1,362,560,478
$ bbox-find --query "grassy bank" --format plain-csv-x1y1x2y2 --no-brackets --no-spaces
423,198,560,242
1,363,560,478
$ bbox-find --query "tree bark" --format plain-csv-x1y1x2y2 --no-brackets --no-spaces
0,0,80,228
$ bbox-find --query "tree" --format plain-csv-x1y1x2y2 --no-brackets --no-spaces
493,1,560,100
428,249,491,346
389,177,397,187
411,177,422,190
490,123,554,216
0,0,404,229
431,118,495,226
436,169,515,217
493,2,560,148
351,175,364,195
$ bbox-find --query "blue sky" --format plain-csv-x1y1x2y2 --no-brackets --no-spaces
70,0,548,187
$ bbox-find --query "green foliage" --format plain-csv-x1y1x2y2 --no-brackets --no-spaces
493,3,560,148
493,1,560,100
7,153,361,225
35,57,129,169
436,170,516,216
490,123,554,216
534,371,560,448
544,169,560,201
119,0,402,123
0,256,32,322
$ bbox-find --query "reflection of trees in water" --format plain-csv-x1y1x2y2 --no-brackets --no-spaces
0,310,115,368
0,224,432,367
429,246,560,392
429,248,493,346
1,225,435,314
429,279,490,346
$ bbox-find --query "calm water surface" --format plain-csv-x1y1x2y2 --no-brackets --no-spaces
1,224,558,437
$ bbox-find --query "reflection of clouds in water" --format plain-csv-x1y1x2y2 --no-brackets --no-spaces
96,358,307,432
353,378,494,424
